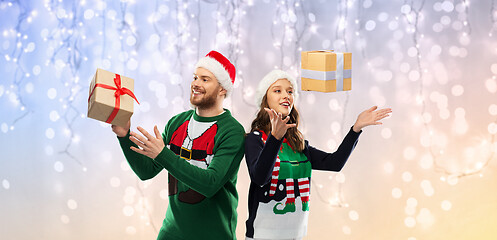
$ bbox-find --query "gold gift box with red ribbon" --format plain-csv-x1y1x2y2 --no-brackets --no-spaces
87,68,139,127
301,50,352,92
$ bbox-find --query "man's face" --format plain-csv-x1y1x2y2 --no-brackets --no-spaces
190,67,225,109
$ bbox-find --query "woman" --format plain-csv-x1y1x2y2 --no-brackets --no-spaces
245,70,392,240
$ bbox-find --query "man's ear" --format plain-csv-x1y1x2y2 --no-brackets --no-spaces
219,87,227,98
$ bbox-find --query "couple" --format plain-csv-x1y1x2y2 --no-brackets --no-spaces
111,50,392,240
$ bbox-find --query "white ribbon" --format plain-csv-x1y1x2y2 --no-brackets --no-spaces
301,69,351,81
301,69,335,80
336,53,344,91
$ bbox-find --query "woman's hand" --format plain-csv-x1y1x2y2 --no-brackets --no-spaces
265,108,296,140
353,106,392,132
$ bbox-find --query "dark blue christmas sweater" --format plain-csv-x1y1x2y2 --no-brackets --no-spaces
244,127,361,239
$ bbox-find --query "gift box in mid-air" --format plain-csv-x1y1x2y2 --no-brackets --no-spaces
301,50,352,92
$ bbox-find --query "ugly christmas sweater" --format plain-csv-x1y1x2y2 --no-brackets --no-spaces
244,127,361,239
118,109,245,240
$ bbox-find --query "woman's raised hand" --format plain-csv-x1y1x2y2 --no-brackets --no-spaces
352,106,392,132
265,108,296,140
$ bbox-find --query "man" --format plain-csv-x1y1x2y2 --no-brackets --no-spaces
112,50,245,239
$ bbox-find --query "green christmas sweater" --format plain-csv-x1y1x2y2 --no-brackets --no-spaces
118,109,245,240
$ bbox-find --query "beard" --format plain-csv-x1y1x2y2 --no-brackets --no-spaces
190,87,219,109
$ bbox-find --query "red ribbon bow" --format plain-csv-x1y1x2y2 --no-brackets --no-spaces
88,74,139,124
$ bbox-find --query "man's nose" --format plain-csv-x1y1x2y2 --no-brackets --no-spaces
192,78,200,87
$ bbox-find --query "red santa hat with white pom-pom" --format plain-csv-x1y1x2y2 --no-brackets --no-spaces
195,50,236,97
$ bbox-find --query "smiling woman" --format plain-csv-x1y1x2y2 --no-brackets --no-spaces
244,69,391,240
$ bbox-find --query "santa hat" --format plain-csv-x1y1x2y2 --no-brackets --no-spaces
195,50,236,97
255,69,299,107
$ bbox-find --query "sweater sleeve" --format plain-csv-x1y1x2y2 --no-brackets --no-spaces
117,131,163,180
245,132,283,187
152,125,245,198
309,126,361,171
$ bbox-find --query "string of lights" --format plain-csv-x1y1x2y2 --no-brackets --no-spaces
271,0,309,74
116,0,140,67
491,0,497,36
316,0,354,209
355,0,367,59
213,0,247,110
116,0,162,233
460,0,472,35
335,0,351,138
401,0,496,180
335,0,349,52
42,0,86,166
402,0,425,100
148,0,187,112
173,0,190,104
2,0,33,131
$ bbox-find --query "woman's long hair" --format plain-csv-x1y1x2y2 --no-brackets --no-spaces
250,94,305,152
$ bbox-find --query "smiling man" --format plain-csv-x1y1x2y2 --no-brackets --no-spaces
111,51,245,240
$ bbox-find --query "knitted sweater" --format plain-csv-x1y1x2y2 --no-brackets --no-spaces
118,109,245,240
244,127,361,239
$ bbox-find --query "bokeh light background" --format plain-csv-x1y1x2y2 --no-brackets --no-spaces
1,0,497,239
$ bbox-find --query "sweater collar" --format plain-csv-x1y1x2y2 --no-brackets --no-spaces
192,108,230,122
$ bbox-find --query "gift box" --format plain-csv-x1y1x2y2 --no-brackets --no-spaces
87,68,139,127
301,50,352,92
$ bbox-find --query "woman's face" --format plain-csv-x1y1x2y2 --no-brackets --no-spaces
266,78,294,117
